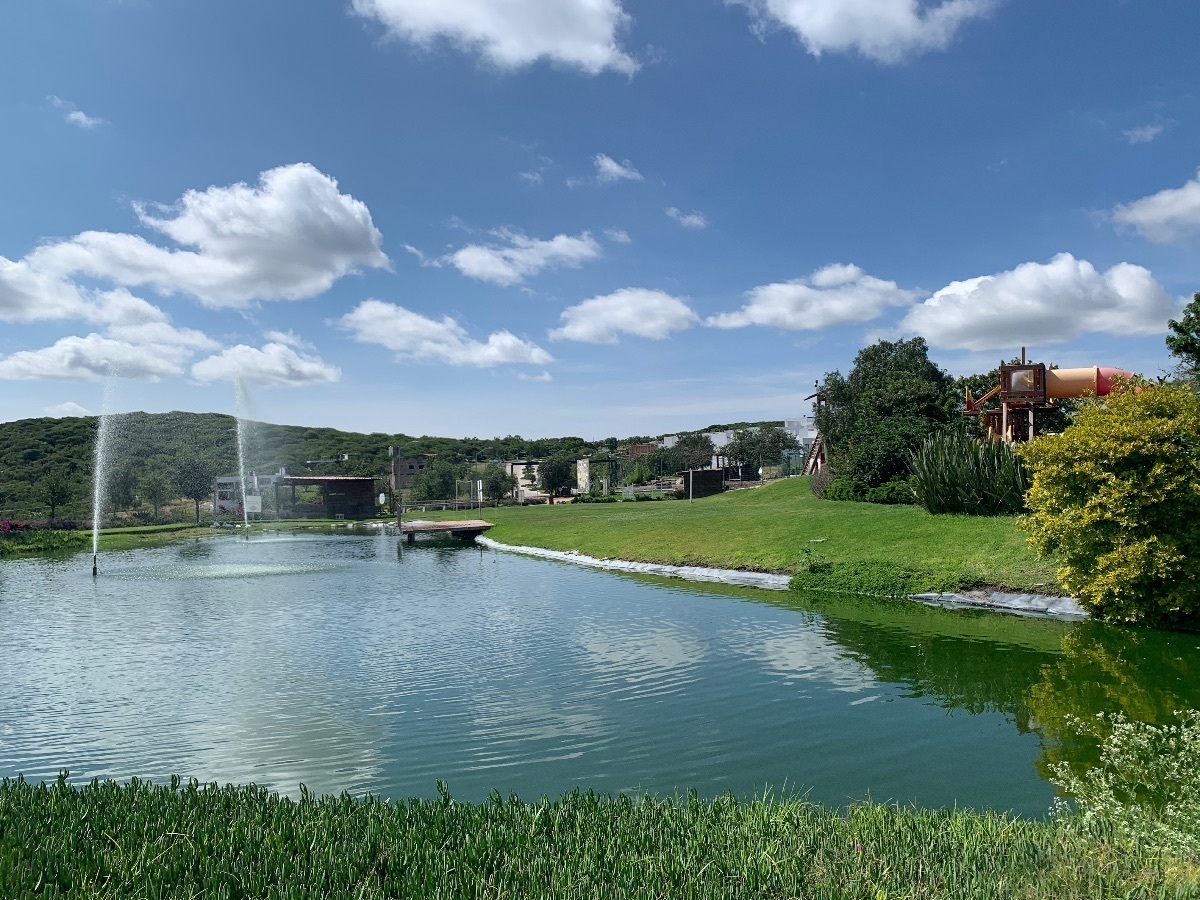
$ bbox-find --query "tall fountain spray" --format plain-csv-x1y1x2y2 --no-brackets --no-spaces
234,375,251,533
91,378,117,575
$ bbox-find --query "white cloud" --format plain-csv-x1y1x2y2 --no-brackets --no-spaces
550,288,698,343
666,207,707,229
444,229,601,286
1124,123,1164,145
340,299,553,366
191,342,342,387
0,334,193,381
264,329,316,351
517,370,554,382
594,153,642,183
22,163,387,308
44,401,93,418
707,263,918,330
1111,169,1200,243
604,228,632,243
47,95,106,129
897,253,1180,351
733,0,997,64
351,0,637,75
519,170,543,184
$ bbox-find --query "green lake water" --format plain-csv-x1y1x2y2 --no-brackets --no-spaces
1,532,1198,816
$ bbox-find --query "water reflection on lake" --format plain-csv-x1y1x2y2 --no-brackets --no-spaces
1,532,1197,816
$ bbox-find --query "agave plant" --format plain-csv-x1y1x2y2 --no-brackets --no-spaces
909,429,1029,515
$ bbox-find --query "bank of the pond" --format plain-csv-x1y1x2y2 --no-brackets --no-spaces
421,477,1060,594
1,777,1190,899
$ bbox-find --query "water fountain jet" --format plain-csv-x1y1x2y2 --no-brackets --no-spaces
90,377,118,573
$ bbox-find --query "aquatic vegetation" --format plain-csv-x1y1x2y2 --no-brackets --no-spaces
1,775,1193,898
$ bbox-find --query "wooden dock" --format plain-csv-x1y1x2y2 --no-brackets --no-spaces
399,519,493,542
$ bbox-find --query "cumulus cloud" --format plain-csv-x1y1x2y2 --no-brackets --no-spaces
18,163,387,309
594,153,642,183
44,401,93,418
443,229,601,286
604,228,632,243
350,0,637,74
733,0,997,64
0,334,194,381
1111,169,1200,243
191,342,341,387
666,207,707,229
264,329,316,350
1124,123,1164,145
47,95,106,129
550,288,698,343
897,253,1180,351
339,299,553,366
707,263,918,330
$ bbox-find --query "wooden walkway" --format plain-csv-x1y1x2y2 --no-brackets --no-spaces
399,519,493,542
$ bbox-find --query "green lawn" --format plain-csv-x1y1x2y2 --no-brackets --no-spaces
418,477,1060,593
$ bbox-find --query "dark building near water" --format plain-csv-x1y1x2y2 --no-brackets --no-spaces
276,476,377,519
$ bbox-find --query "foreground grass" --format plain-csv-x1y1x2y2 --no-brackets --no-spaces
1,776,1192,899
422,478,1059,593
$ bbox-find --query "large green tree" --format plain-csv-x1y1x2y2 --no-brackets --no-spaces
408,461,459,501
674,433,715,470
536,453,577,495
37,469,73,521
1166,292,1200,377
479,464,517,501
724,426,800,470
174,456,216,524
816,338,953,490
140,471,172,521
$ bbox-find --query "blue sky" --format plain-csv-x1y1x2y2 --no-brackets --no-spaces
2,0,1198,440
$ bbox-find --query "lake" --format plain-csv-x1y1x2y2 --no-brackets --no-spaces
2,531,1198,816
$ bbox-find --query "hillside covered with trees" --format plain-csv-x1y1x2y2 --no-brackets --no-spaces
0,412,789,522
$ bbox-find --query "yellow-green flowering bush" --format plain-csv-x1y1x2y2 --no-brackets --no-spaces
1017,380,1200,625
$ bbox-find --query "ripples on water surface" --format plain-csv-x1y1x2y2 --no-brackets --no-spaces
2,533,1199,815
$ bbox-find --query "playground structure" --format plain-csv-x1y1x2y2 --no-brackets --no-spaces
965,348,1133,442
799,349,1135,473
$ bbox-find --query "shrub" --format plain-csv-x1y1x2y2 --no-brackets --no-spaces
809,467,833,499
1051,711,1200,860
909,430,1029,515
1016,380,1200,625
823,476,866,502
864,478,916,505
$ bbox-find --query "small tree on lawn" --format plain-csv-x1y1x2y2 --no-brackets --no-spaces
480,464,517,501
537,453,577,497
141,471,172,521
174,456,216,524
1016,380,1200,625
675,433,715,470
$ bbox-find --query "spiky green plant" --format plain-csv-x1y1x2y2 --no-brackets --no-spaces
909,430,1029,515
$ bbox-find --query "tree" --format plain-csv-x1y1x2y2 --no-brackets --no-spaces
479,464,517,501
675,433,715,470
140,471,172,521
536,453,577,496
174,455,216,524
1166,292,1200,377
109,466,139,511
408,460,459,501
816,338,953,491
725,426,800,470
38,469,72,520
1016,380,1200,626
